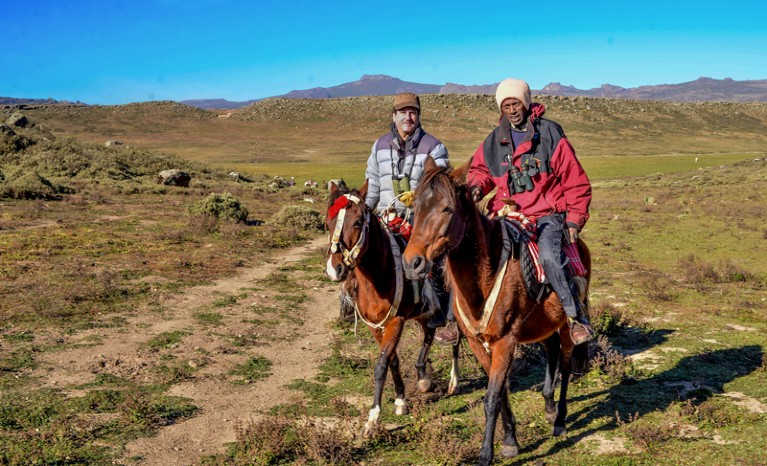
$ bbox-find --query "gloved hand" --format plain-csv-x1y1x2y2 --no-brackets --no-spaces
470,186,483,204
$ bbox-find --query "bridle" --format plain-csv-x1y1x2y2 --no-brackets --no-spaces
329,194,370,268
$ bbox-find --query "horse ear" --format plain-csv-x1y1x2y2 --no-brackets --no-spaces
424,155,437,173
360,179,369,199
450,156,472,184
329,181,339,194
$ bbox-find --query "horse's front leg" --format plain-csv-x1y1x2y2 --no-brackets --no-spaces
447,334,461,395
363,317,406,438
498,378,519,458
415,320,435,393
478,339,516,466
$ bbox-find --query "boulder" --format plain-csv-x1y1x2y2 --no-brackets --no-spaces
228,171,252,183
157,169,191,187
5,112,29,128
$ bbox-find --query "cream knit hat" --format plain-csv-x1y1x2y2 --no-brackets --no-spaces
495,78,531,110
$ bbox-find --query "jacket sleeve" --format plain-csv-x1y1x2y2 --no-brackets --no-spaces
467,143,495,197
429,143,450,168
551,137,591,230
364,141,381,210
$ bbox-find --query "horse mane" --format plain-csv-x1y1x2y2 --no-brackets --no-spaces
415,164,460,205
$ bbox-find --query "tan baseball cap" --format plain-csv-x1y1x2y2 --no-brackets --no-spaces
393,92,421,111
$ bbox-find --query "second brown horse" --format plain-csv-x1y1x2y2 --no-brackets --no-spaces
402,157,591,466
325,181,460,437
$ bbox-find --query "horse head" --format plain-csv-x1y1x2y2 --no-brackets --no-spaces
403,156,471,280
325,180,370,282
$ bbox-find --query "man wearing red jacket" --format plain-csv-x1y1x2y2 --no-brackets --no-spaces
468,78,594,345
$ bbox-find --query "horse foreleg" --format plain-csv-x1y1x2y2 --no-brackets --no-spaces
553,334,575,437
363,318,406,438
415,322,435,393
498,379,519,458
542,334,561,426
447,334,461,396
478,339,516,466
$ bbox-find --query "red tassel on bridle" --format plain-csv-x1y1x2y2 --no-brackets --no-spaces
328,196,351,219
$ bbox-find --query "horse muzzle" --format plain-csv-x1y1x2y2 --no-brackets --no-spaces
403,254,431,281
326,256,348,282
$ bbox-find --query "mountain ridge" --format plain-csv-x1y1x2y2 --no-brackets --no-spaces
5,75,766,109
180,75,767,109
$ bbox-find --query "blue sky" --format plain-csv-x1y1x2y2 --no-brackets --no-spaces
3,0,766,104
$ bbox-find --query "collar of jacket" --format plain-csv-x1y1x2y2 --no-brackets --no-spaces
498,103,545,157
390,124,424,154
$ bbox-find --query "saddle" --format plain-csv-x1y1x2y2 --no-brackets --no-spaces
503,219,587,303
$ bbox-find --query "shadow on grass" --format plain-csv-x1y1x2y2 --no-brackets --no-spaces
515,344,764,463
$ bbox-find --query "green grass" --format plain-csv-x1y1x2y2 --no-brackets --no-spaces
3,101,766,465
230,356,273,384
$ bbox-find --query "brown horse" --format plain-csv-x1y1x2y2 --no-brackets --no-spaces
402,158,591,465
325,180,460,437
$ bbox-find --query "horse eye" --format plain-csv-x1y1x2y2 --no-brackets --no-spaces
442,206,453,214
353,220,363,229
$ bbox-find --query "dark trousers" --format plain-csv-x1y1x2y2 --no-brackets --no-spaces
537,213,577,318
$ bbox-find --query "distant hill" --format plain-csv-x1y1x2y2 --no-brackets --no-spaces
280,74,443,98
540,77,767,102
7,76,766,110
178,98,257,110
177,75,767,109
0,97,86,106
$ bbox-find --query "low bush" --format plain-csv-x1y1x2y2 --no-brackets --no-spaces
269,205,323,231
188,192,249,223
0,171,61,200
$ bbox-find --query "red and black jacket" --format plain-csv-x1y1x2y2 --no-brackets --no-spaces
468,103,592,230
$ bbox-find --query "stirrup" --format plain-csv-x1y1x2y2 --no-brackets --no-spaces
568,317,594,346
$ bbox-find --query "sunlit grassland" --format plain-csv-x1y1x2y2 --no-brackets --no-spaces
208,157,767,465
220,152,762,192
5,98,766,465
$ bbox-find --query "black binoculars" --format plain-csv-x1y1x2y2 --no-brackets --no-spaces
510,165,535,193
393,173,411,194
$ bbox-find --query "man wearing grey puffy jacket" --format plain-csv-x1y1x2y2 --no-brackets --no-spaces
365,93,449,218
364,93,457,344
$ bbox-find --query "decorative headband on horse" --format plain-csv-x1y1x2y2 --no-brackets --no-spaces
328,194,369,267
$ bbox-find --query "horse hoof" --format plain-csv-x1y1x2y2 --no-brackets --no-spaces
447,382,460,396
545,409,557,425
362,423,376,438
417,378,433,393
395,404,409,416
500,444,519,458
553,426,567,437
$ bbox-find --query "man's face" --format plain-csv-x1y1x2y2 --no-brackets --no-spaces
393,107,419,137
501,98,527,127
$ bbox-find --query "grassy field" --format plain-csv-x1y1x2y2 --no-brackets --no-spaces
1,99,766,465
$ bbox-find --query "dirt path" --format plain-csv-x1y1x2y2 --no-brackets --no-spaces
37,236,339,465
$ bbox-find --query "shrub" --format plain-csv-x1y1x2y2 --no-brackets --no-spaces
591,335,640,381
679,254,755,289
590,301,628,336
0,171,60,200
188,192,249,223
270,205,323,231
